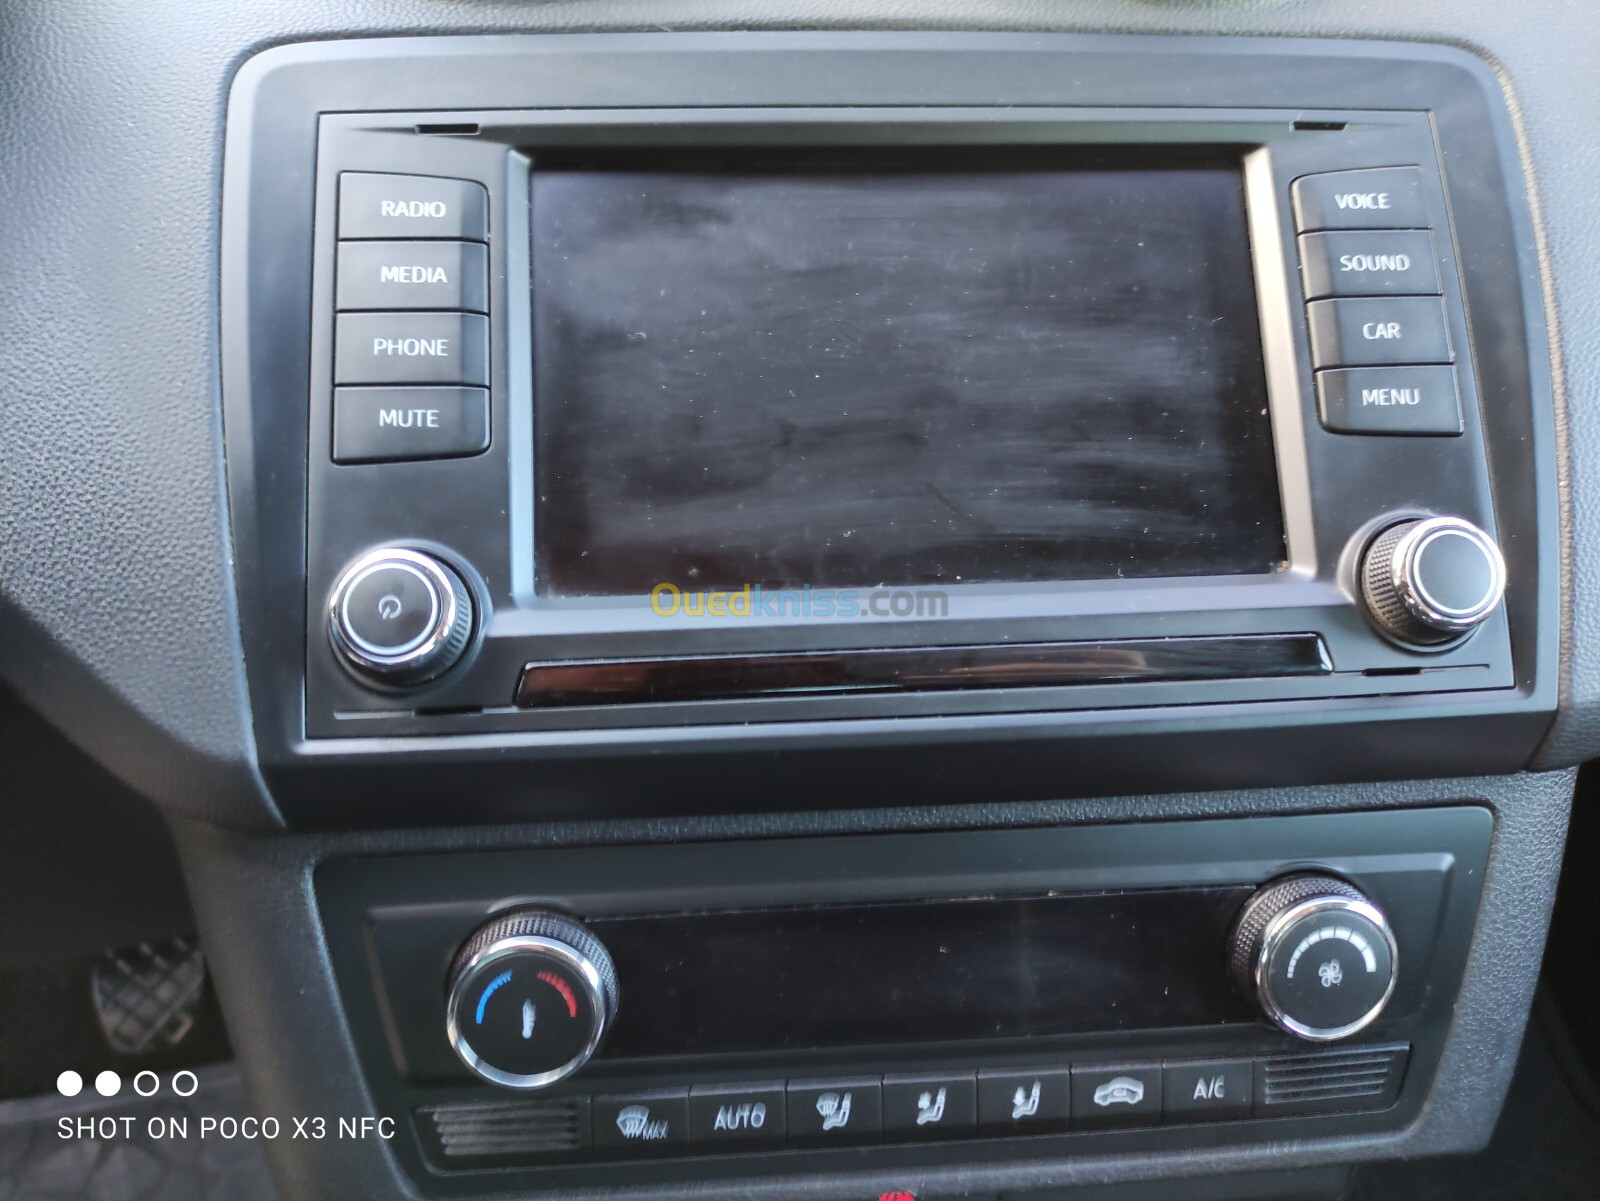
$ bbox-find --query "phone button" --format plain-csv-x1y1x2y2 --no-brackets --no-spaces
882,1072,976,1141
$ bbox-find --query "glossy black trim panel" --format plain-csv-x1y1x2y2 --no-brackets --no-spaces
515,635,1331,708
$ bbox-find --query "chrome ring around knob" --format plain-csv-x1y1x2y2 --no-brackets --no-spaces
327,547,473,685
1230,874,1398,1042
1360,515,1506,645
445,911,619,1091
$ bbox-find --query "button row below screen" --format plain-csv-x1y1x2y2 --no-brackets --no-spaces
418,1046,1409,1167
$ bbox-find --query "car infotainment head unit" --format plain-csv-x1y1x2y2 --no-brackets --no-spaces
296,101,1519,730
211,34,1555,817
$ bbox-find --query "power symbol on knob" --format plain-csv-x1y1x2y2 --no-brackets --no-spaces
327,547,475,686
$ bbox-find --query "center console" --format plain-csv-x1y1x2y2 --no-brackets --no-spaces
215,29,1561,1201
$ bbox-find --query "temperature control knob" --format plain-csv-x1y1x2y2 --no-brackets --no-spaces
1360,516,1505,645
445,910,619,1090
327,547,473,685
1229,874,1398,1042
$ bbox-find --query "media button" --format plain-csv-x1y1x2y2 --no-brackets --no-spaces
1318,366,1462,436
334,312,489,386
786,1079,882,1146
977,1068,1070,1135
1162,1059,1252,1122
882,1072,975,1141
688,1083,786,1153
1307,296,1452,368
1292,168,1428,232
338,173,488,241
1299,231,1441,300
333,387,489,464
336,241,489,313
592,1091,689,1157
1069,1064,1162,1129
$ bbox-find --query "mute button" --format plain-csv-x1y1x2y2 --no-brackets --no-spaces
332,386,489,463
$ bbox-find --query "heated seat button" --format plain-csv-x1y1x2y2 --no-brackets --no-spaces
882,1072,976,1141
1318,366,1463,435
977,1067,1071,1135
333,387,489,463
1069,1064,1162,1129
338,173,488,241
1162,1059,1253,1123
1292,168,1428,232
688,1083,786,1152
336,241,489,313
592,1091,689,1157
1299,231,1441,300
334,312,489,386
1307,297,1452,368
786,1079,882,1146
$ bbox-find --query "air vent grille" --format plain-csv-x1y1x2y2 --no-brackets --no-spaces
1258,1043,1409,1116
418,1097,590,1164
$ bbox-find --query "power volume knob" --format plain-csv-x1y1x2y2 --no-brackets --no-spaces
1360,516,1505,646
328,547,474,685
1229,874,1398,1042
445,911,619,1090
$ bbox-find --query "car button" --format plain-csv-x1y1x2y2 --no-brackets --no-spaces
1306,297,1451,368
1162,1059,1253,1123
334,312,489,386
333,387,489,464
592,1091,689,1157
882,1072,976,1140
1069,1064,1162,1129
1292,167,1428,232
1299,231,1441,300
336,241,489,313
1317,366,1463,435
786,1079,882,1146
977,1068,1070,1135
338,173,488,241
688,1083,786,1153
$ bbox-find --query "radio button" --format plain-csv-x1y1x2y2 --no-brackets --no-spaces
786,1079,882,1146
336,241,488,313
1299,230,1441,300
882,1072,976,1141
1292,167,1428,232
1307,297,1451,369
338,173,487,241
335,312,489,386
1317,366,1462,435
977,1067,1070,1134
1161,1059,1253,1123
1069,1064,1162,1129
333,387,489,464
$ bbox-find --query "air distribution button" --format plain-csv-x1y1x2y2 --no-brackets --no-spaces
1360,516,1505,645
327,547,474,685
1230,874,1398,1042
445,911,619,1090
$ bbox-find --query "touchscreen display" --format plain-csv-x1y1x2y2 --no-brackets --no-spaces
531,157,1284,597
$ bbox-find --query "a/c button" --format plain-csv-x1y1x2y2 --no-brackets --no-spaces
333,387,489,463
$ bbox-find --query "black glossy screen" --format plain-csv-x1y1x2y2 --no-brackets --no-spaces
592,888,1255,1058
532,158,1283,596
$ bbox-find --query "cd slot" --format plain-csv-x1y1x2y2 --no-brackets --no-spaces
515,634,1330,709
